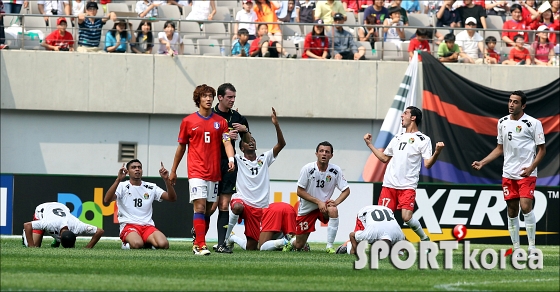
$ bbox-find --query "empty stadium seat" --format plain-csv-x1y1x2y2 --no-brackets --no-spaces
107,3,130,13
204,22,230,41
158,5,181,19
197,38,222,56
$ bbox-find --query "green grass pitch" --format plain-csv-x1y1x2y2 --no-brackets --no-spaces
1,237,558,291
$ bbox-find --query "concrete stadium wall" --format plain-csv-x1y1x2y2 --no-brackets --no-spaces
1,50,558,119
1,50,558,179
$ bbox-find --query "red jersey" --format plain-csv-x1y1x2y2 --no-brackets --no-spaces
44,30,74,50
502,19,529,46
508,47,530,63
408,38,430,61
486,48,500,62
302,33,329,58
178,112,230,182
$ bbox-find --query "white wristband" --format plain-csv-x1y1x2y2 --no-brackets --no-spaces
228,157,234,163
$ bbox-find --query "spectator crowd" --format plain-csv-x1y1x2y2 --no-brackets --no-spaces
0,0,558,65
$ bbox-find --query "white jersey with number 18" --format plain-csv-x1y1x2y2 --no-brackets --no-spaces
115,180,165,231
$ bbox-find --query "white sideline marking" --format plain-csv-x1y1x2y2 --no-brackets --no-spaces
434,278,557,291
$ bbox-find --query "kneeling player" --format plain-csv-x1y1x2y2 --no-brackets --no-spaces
259,202,297,251
337,205,405,254
23,202,104,248
104,160,177,249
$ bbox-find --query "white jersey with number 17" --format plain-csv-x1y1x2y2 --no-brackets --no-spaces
297,162,349,216
354,205,405,244
115,180,165,231
383,132,432,190
233,149,276,208
497,113,545,180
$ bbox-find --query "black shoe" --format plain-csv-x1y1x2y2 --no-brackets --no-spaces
335,244,347,254
215,244,233,254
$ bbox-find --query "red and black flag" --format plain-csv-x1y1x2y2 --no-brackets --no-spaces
419,52,559,186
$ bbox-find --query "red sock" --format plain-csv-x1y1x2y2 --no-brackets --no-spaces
193,213,206,247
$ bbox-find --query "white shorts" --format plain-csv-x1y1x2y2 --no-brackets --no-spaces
189,178,219,203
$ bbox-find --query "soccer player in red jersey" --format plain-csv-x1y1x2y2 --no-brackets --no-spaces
169,84,235,256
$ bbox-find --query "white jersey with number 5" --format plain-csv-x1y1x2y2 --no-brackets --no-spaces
233,149,276,208
31,202,98,241
297,162,349,216
383,132,432,189
497,113,545,180
115,181,165,230
354,205,405,244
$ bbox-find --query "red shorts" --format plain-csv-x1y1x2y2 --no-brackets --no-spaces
261,203,297,235
354,217,365,232
230,199,263,241
31,214,44,235
295,209,328,235
378,187,416,211
502,177,536,201
120,224,159,243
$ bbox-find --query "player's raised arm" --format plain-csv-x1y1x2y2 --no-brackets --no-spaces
223,139,235,172
364,133,391,163
424,142,445,169
170,143,187,185
104,163,127,204
85,228,104,249
472,144,503,171
159,162,177,202
271,107,286,158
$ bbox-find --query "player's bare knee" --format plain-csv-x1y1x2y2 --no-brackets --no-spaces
218,196,231,211
232,203,244,215
402,213,412,222
327,206,338,218
129,240,144,249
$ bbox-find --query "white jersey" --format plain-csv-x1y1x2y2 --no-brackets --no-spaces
354,205,405,244
115,180,165,230
232,149,276,208
31,202,97,241
297,162,349,216
497,113,545,179
383,132,432,189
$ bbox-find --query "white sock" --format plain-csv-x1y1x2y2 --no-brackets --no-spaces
260,238,286,251
523,211,536,249
224,210,239,244
326,217,339,249
230,234,247,250
346,242,352,254
406,218,428,240
121,243,130,250
508,216,520,249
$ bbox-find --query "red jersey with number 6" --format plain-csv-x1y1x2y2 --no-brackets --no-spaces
178,112,230,181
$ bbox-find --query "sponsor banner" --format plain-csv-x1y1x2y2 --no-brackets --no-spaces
205,181,374,243
12,175,192,238
373,183,559,244
1,175,14,235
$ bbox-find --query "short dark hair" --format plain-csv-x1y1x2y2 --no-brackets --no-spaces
217,83,236,97
444,33,455,42
388,6,401,15
237,28,249,36
164,20,176,30
485,36,496,45
257,23,268,30
510,3,522,13
415,28,429,37
316,141,333,154
511,90,527,105
407,106,422,127
513,34,524,43
193,84,216,107
126,159,142,170
60,230,76,248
